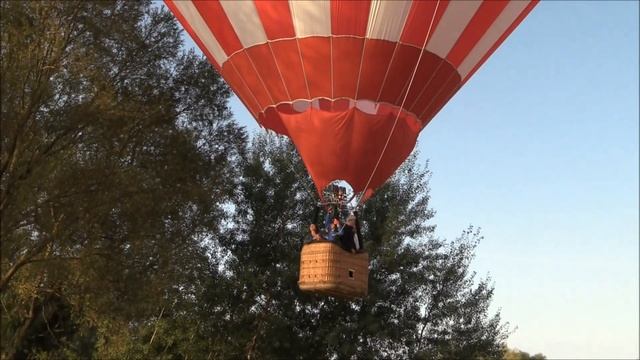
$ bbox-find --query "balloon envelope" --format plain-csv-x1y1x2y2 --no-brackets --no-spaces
166,0,537,201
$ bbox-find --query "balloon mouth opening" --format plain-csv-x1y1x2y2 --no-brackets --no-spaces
322,179,357,206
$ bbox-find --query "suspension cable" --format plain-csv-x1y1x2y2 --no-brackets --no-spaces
355,0,441,208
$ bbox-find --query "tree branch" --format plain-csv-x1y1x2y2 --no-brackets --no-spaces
0,214,63,292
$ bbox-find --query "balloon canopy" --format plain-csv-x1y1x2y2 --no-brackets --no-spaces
166,0,537,201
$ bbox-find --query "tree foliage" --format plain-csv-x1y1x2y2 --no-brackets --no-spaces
1,1,244,358
2,1,520,359
218,136,509,359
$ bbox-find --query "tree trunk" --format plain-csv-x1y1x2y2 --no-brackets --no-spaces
5,296,40,360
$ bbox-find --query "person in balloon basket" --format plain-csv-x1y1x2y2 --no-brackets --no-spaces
339,213,364,254
325,209,365,254
305,207,365,254
324,208,342,243
304,205,342,244
304,205,326,244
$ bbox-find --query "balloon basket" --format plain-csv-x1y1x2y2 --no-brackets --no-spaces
298,241,368,299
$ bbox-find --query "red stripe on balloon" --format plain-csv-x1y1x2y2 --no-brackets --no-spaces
192,1,243,56
299,37,332,99
461,0,539,84
228,52,272,109
377,45,420,104
164,0,221,71
408,58,461,117
253,0,296,40
330,0,371,36
246,45,289,104
270,40,308,100
400,0,449,48
399,52,443,107
417,71,460,123
446,0,509,68
220,63,261,118
356,40,396,100
332,37,365,99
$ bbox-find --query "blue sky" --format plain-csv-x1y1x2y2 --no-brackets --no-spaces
173,1,639,358
415,2,639,358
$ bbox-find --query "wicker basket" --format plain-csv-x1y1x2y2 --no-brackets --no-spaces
298,241,369,299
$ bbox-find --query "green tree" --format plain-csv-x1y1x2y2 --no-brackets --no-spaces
2,1,515,359
1,1,244,358
210,134,510,359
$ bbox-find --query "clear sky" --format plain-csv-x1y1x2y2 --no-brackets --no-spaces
174,1,639,358
414,2,639,358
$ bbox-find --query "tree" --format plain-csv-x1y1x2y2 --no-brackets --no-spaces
2,1,513,358
1,1,245,358
212,134,510,359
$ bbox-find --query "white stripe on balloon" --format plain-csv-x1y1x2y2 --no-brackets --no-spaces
172,1,228,64
426,0,482,58
458,0,531,80
219,1,268,49
366,0,412,42
289,0,332,38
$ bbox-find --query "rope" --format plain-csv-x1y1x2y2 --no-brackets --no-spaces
355,0,441,207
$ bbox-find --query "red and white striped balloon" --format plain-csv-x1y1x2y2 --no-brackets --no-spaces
166,0,537,201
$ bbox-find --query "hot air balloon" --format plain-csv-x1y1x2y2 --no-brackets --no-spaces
165,0,537,298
